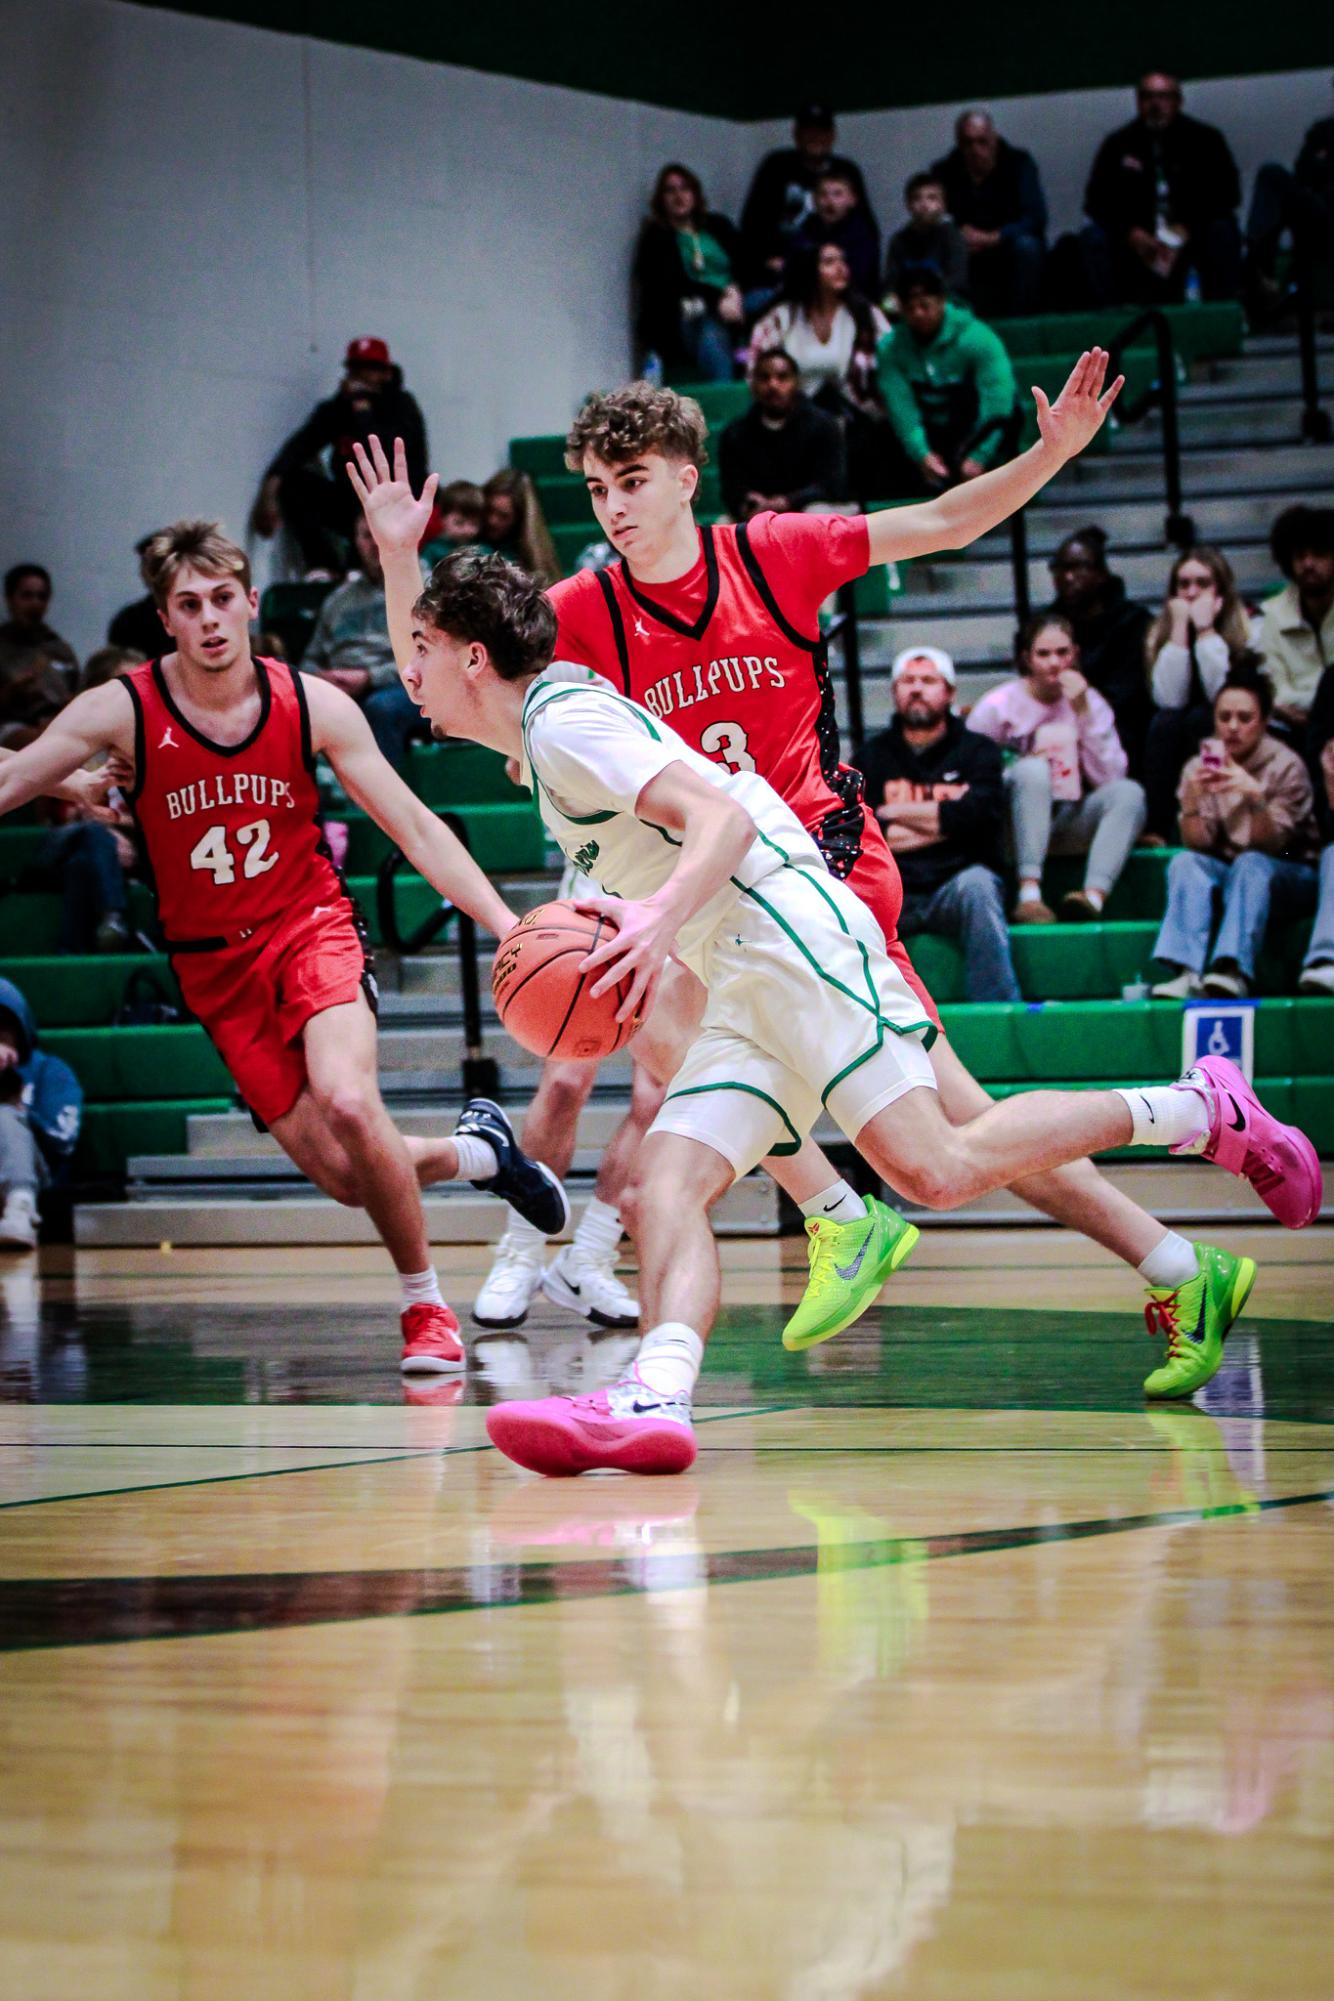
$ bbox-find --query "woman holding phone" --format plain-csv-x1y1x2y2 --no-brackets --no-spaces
1150,658,1320,997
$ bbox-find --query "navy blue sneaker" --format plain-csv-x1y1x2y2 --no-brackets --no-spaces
454,1098,570,1237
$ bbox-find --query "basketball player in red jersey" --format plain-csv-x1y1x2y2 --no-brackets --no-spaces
494,355,1242,1357
0,520,568,1374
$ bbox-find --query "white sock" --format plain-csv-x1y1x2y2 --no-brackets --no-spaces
1138,1231,1200,1291
799,1179,867,1225
400,1267,445,1310
1082,886,1106,911
503,1207,546,1254
628,1322,704,1403
452,1134,500,1182
1115,1082,1214,1151
573,1196,623,1265
1018,880,1043,903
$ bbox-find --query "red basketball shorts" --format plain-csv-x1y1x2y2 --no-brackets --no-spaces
172,898,375,1128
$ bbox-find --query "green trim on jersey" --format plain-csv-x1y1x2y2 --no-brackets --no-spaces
521,678,664,829
662,1080,804,1156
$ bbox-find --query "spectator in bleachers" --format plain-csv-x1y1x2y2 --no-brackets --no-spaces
1151,661,1319,998
29,644,145,953
0,978,82,1252
0,565,78,748
1143,545,1254,839
789,166,881,301
930,110,1047,318
480,470,560,587
251,336,428,575
739,103,876,310
106,536,168,661
1245,91,1334,325
875,267,1016,496
421,480,484,569
1253,503,1334,735
718,351,847,521
859,647,1020,1000
1080,73,1242,306
82,646,146,691
1299,662,1334,992
304,515,422,771
751,243,889,504
632,164,744,384
883,173,969,314
968,612,1147,923
1043,527,1153,775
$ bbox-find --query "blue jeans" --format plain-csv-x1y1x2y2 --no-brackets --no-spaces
363,681,426,771
899,864,1022,1002
679,310,735,382
38,822,127,951
1153,848,1318,978
1303,843,1334,969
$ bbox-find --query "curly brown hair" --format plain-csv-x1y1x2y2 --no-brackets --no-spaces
415,548,556,682
564,382,709,474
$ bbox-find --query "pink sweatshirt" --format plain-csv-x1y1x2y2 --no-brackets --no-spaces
966,677,1128,802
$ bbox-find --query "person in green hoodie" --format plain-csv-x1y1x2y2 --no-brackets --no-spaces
876,267,1017,493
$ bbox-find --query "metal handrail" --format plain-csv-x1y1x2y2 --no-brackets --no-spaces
376,810,499,1096
827,595,863,754
1293,235,1332,444
962,404,1031,629
1105,309,1195,547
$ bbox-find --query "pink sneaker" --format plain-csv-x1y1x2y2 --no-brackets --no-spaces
1173,1058,1323,1229
486,1385,697,1477
400,1302,466,1373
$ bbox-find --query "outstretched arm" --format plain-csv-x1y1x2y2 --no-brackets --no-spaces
865,348,1123,566
345,434,437,678
0,684,134,819
304,675,516,939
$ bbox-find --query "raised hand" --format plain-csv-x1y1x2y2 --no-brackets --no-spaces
345,435,439,555
1032,349,1124,465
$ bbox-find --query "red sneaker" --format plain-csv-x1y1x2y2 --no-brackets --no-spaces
486,1385,696,1477
1174,1058,1323,1229
400,1302,466,1374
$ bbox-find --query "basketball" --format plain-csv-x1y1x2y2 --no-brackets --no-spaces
492,900,642,1061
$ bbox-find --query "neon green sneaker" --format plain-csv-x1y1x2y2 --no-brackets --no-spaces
782,1196,920,1352
1142,1242,1257,1400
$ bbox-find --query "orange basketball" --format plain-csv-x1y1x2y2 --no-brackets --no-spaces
492,900,642,1061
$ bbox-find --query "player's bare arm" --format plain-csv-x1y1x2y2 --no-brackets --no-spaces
865,349,1125,567
0,682,136,819
345,434,438,676
578,760,757,1022
303,673,516,938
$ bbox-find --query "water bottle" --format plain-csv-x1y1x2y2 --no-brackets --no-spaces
642,350,664,387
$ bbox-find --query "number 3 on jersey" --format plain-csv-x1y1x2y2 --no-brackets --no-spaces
699,720,756,774
189,819,279,886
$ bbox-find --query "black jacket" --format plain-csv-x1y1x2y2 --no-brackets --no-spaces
266,368,428,492
858,712,1007,896
930,139,1048,242
1042,575,1153,772
740,148,878,286
1296,116,1334,200
885,219,970,299
107,594,167,661
1085,113,1241,241
718,397,846,518
1305,663,1334,841
632,213,740,364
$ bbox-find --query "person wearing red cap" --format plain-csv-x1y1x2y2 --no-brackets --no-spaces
252,337,428,575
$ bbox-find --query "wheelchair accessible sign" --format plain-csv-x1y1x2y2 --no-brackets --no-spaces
1182,998,1257,1081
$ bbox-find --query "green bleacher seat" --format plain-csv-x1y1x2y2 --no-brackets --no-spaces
509,434,572,479
0,883,157,955
339,800,545,874
684,382,751,430
43,1025,232,1100
257,580,335,666
77,1100,233,1179
0,955,180,1027
403,741,528,805
990,302,1244,364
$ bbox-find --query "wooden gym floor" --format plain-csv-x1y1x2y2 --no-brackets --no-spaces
2,1225,1333,1998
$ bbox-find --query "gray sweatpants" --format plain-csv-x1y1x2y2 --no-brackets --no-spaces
1005,757,1147,895
0,1102,41,1200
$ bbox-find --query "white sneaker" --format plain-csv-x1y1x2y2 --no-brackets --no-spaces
471,1231,544,1327
0,1191,38,1252
540,1243,640,1328
1298,962,1334,996
1151,969,1204,1000
1202,965,1251,998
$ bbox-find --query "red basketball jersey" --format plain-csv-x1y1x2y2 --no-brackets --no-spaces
123,656,342,944
549,512,873,874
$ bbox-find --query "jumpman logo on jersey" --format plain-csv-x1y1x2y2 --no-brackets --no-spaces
632,615,652,640
157,726,179,750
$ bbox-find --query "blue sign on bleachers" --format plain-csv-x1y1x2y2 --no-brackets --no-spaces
1182,999,1257,1081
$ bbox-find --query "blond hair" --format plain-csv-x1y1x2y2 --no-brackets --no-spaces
142,520,250,609
565,382,709,474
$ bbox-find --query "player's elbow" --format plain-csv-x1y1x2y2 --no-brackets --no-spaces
718,795,756,856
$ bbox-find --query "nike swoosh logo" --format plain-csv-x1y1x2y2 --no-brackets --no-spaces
1184,1289,1209,1346
834,1237,871,1283
564,1279,582,1296
1224,1092,1246,1133
630,1399,673,1416
821,1200,844,1214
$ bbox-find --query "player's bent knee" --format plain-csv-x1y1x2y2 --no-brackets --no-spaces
319,1085,380,1147
540,1062,597,1118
